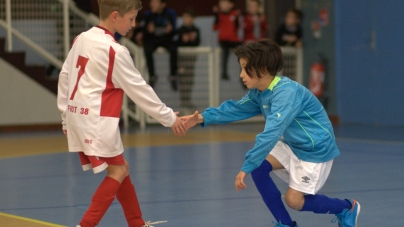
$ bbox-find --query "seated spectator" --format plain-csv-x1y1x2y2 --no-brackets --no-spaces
177,8,200,110
126,16,144,47
143,0,178,90
275,9,303,48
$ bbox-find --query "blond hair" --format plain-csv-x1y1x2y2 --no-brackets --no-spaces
98,0,142,20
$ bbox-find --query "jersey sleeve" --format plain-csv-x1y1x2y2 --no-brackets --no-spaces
168,9,177,30
296,25,303,39
213,13,219,31
260,15,268,38
201,92,261,127
112,47,176,127
195,28,201,46
234,10,240,29
275,25,287,46
57,50,72,130
241,86,302,174
143,11,152,37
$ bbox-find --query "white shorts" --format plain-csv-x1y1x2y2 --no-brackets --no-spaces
270,141,333,195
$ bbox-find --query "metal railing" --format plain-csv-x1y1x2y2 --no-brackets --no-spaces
0,0,96,67
0,0,303,129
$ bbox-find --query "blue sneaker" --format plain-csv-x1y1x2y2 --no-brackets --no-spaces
273,221,298,227
333,199,360,227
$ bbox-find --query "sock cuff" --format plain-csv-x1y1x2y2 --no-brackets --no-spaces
121,175,131,185
103,176,122,192
262,159,273,172
117,175,134,198
252,159,273,174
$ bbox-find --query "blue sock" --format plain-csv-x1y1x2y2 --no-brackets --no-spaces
251,160,294,226
301,194,351,214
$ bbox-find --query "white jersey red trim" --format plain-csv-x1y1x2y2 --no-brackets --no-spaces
57,26,176,157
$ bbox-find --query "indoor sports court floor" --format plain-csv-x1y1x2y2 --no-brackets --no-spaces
1,123,404,227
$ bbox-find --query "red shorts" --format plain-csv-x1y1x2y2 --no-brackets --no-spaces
78,152,125,174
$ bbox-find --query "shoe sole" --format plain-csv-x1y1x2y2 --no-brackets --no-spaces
354,202,361,227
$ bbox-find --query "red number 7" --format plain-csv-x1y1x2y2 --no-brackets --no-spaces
70,55,89,100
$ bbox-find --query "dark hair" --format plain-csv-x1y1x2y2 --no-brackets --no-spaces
249,0,261,6
221,0,236,3
234,39,283,78
183,8,197,17
287,8,303,20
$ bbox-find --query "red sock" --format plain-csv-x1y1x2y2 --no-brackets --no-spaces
80,176,121,227
116,175,145,227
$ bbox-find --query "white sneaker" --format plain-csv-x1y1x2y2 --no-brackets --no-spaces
141,220,168,227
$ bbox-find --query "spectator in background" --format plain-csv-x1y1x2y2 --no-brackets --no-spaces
243,0,268,43
213,0,241,80
275,9,303,48
177,8,201,110
143,0,178,90
126,15,144,47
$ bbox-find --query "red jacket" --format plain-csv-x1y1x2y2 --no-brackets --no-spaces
213,9,240,43
243,13,268,42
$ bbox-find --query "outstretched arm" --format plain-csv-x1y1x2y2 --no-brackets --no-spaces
181,111,203,130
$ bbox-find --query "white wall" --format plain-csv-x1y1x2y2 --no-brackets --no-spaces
0,59,61,126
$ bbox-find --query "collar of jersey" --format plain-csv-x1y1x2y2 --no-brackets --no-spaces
95,25,117,42
268,76,281,90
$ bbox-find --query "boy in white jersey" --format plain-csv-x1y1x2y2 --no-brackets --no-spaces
57,0,186,226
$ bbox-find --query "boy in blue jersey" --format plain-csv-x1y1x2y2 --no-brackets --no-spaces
181,39,360,227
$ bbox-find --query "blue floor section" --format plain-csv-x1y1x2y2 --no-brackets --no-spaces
1,129,404,226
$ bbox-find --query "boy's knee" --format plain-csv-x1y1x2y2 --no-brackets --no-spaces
107,162,129,182
124,160,130,175
285,192,304,210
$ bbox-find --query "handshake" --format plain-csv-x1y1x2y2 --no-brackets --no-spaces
170,111,201,137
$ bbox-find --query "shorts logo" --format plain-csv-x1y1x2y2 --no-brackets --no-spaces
302,176,310,183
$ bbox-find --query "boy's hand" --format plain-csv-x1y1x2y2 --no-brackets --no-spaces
235,171,247,191
259,14,266,22
147,22,155,33
295,39,302,48
213,5,219,13
63,130,67,137
182,34,190,42
165,22,173,34
180,111,199,130
171,112,187,137
189,31,197,41
287,35,298,43
135,32,143,46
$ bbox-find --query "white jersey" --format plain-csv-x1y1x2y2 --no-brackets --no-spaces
57,26,176,157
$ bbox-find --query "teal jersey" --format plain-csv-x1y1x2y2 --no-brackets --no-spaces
201,76,339,174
